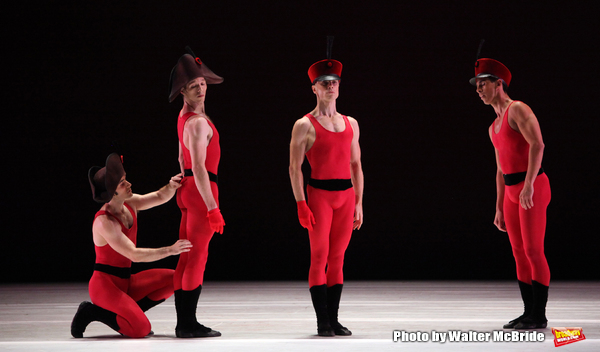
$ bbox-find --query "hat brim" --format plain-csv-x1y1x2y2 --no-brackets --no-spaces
313,74,341,84
469,73,499,86
89,153,125,203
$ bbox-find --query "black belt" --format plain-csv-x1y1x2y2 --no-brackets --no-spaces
184,169,218,184
94,263,131,279
503,168,544,186
308,178,353,191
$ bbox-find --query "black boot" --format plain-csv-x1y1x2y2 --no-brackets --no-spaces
327,284,352,336
175,286,221,338
514,281,548,329
71,301,120,338
503,281,533,328
309,284,335,336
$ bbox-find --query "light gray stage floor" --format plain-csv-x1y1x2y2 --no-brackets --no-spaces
0,281,598,351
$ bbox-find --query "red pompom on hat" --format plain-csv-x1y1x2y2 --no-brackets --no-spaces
308,59,342,84
470,58,512,87
168,46,223,103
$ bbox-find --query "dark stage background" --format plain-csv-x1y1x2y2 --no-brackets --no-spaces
4,1,598,283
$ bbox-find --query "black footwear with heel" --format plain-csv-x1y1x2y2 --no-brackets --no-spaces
503,281,533,329
174,286,221,338
327,284,352,336
514,281,548,329
310,284,335,336
71,301,120,338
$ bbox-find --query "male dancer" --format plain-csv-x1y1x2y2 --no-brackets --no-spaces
168,47,225,338
289,42,364,336
471,58,551,329
72,153,192,338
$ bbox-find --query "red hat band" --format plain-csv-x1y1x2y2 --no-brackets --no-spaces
471,58,511,86
308,59,342,84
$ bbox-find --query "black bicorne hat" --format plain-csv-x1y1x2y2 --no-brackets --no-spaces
88,153,125,203
168,46,223,103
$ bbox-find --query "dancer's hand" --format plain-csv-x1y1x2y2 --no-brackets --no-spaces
494,210,506,232
519,184,534,210
208,208,225,234
169,173,183,190
296,200,315,231
353,204,363,230
170,239,193,255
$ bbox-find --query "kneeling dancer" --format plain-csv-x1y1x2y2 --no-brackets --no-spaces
71,153,191,338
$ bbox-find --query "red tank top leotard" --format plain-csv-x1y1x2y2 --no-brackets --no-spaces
305,114,353,180
177,112,220,175
93,202,137,268
491,101,530,175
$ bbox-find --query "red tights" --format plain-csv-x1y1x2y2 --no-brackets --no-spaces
174,176,218,291
88,269,174,337
504,173,551,286
307,186,355,287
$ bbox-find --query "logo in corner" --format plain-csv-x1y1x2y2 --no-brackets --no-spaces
552,327,585,347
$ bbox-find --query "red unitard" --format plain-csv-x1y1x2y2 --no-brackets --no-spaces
89,203,175,337
491,101,551,286
305,114,355,287
174,112,220,291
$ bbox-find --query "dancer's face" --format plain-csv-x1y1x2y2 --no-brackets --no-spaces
181,77,207,104
312,79,340,101
113,175,133,200
475,78,500,105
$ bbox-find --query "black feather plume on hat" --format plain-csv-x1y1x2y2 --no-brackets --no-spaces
326,36,334,60
475,39,485,62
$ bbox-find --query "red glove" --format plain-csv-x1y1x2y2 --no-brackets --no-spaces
207,208,225,234
296,200,315,231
